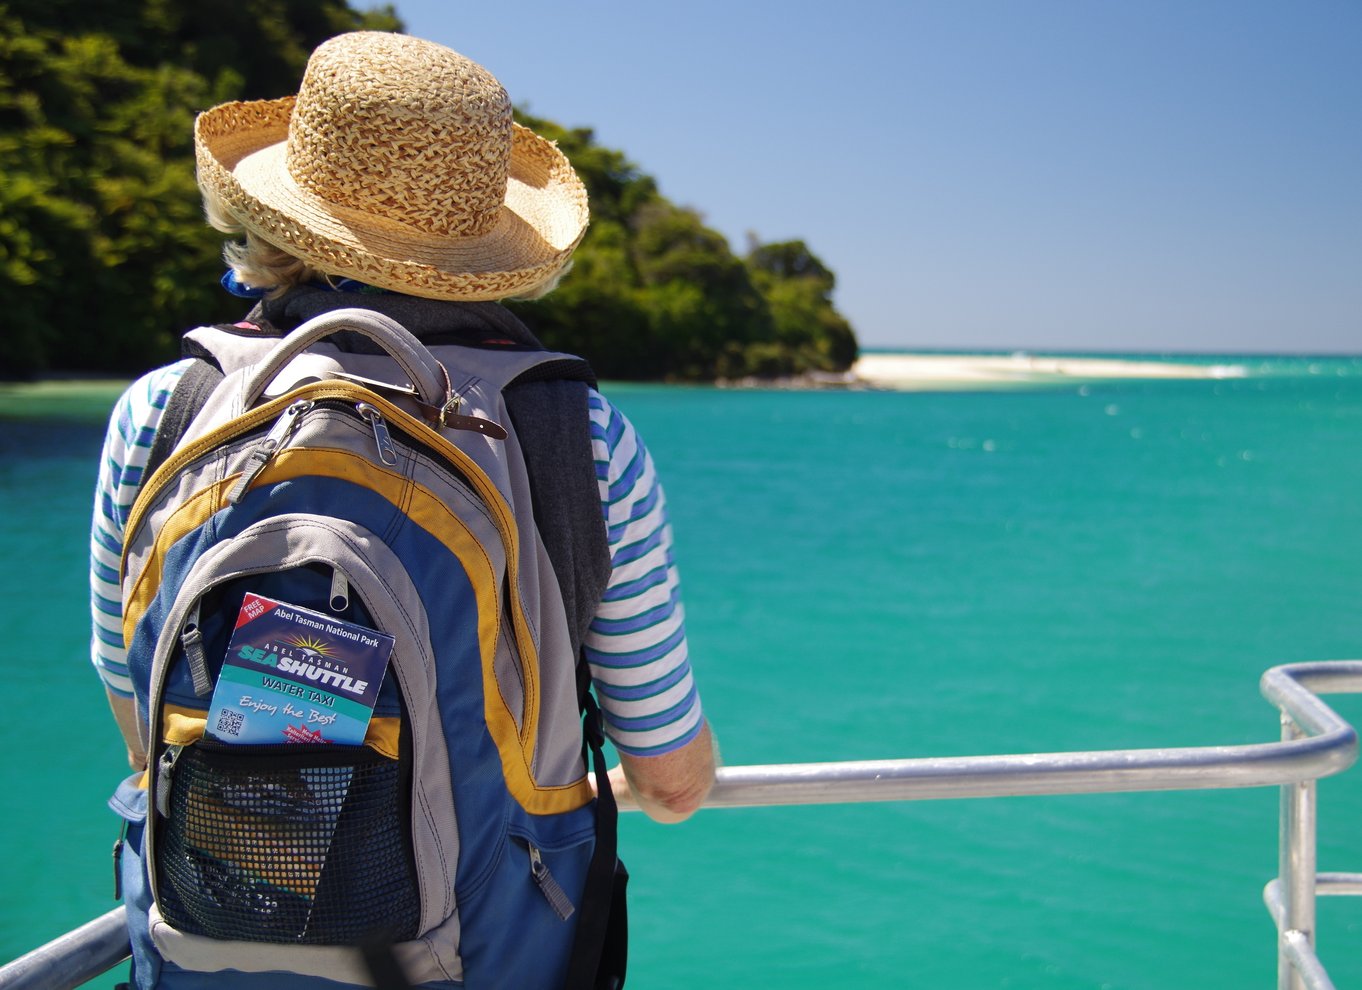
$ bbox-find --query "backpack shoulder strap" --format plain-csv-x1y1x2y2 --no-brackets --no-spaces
142,356,225,481
504,376,610,655
142,316,289,479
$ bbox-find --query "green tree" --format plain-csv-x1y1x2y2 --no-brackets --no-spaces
0,0,400,378
746,239,859,372
631,202,774,379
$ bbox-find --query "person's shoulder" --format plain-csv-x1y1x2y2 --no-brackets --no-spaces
120,359,195,408
587,389,649,462
104,360,197,447
586,388,641,435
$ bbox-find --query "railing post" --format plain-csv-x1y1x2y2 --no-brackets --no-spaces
1278,713,1317,990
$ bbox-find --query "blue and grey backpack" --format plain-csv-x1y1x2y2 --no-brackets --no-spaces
111,304,625,989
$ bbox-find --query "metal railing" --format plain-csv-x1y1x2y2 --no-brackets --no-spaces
4,660,1361,990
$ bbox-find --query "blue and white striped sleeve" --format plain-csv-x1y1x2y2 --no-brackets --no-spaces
89,360,192,698
584,391,703,757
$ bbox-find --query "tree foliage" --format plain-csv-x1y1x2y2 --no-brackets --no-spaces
508,113,857,380
1,4,856,381
747,239,858,372
0,0,400,377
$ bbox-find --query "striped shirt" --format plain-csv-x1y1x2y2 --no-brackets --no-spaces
89,362,702,757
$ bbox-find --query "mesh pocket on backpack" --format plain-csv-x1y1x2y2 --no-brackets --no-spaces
156,741,419,945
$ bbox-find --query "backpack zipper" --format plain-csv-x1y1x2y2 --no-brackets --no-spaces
356,402,398,466
155,744,184,818
527,842,576,921
329,566,350,613
112,820,127,901
180,598,212,697
226,399,314,504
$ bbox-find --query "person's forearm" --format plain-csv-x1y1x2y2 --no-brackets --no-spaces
614,721,717,823
107,688,147,771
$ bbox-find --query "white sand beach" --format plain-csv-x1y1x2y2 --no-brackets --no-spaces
849,353,1247,391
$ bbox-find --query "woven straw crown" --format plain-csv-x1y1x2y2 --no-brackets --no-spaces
195,32,589,301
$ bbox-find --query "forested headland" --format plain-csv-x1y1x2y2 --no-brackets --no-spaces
1,0,857,381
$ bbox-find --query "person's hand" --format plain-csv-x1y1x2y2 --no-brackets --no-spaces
590,723,717,823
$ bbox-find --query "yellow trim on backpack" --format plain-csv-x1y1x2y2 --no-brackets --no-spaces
121,390,311,583
125,432,590,815
123,478,237,646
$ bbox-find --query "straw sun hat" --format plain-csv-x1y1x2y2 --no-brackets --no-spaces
194,32,589,301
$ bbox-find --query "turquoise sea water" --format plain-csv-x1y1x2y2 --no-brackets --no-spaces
4,353,1362,988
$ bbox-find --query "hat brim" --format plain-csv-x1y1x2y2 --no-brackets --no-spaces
195,96,589,301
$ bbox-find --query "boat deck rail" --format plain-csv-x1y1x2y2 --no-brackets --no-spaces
3,659,1361,990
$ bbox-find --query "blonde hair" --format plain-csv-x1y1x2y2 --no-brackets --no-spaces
201,183,569,301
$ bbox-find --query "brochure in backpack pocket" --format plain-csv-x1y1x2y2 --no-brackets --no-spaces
205,593,393,745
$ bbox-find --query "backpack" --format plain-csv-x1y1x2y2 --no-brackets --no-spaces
110,307,625,989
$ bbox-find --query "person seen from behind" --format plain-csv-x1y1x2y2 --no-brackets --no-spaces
89,30,717,989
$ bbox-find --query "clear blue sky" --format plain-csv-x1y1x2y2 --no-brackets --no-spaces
392,1,1360,354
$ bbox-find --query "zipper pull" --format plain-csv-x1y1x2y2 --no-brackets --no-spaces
356,402,398,466
329,566,350,613
227,399,312,504
528,843,576,921
112,820,127,900
181,599,212,697
155,745,184,818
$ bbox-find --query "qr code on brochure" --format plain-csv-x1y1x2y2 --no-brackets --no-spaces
215,708,245,738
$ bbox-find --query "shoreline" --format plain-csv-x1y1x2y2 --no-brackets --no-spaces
722,353,1250,391
850,352,1247,390
3,353,1256,401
